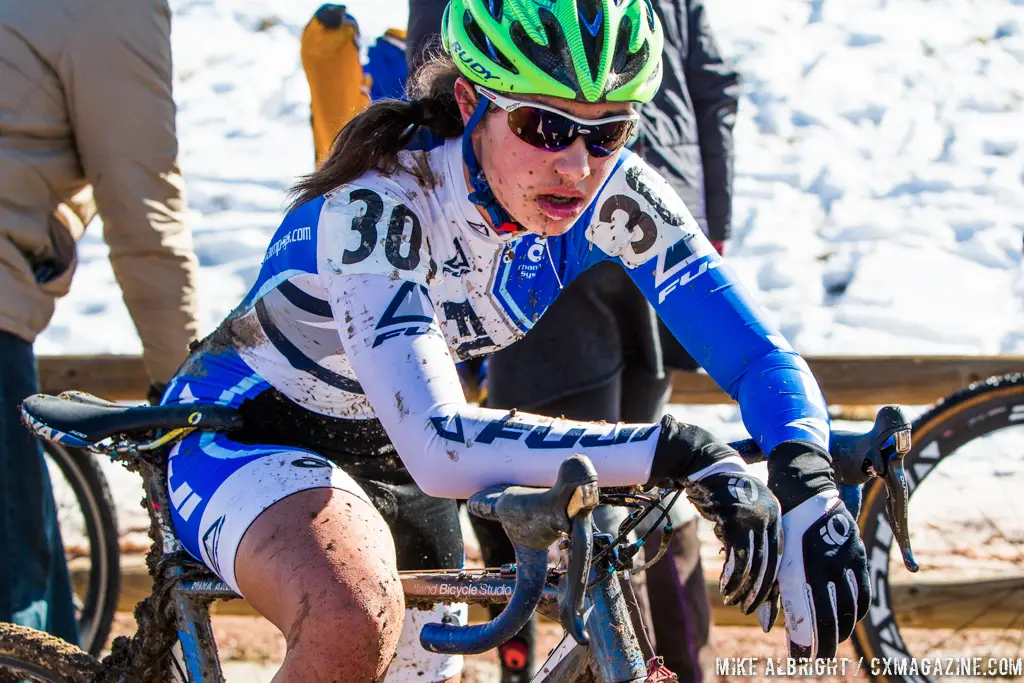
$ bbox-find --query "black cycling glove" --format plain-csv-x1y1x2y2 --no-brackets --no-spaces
767,441,871,659
648,415,781,615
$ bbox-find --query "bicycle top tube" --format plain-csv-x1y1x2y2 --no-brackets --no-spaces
175,567,562,609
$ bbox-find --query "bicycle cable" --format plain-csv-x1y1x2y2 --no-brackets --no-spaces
587,488,683,588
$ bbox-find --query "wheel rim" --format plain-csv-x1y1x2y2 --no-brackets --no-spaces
856,383,1024,681
0,653,68,683
44,443,116,655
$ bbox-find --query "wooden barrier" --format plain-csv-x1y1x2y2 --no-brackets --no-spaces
76,559,1021,629
53,353,1023,631
39,354,1023,405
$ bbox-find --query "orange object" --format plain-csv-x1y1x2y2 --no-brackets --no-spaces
300,5,371,167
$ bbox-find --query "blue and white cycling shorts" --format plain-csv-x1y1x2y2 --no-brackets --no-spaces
166,431,466,682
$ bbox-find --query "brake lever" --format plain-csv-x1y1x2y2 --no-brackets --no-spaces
881,427,918,572
559,509,594,645
864,406,918,572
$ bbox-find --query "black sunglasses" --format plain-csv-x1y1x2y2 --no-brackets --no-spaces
476,86,639,158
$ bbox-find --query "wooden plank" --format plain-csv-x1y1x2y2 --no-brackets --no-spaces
39,354,1023,405
706,577,1024,630
38,355,150,402
669,355,1023,406
81,560,1023,630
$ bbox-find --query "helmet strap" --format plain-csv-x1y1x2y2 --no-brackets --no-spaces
462,99,522,234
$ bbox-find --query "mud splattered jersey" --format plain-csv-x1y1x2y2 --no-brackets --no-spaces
163,136,828,498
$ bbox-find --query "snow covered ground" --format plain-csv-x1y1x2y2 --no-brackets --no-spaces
34,0,1024,359
33,0,1024,584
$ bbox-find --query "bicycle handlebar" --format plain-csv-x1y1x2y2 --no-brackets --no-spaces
420,455,600,654
423,406,918,657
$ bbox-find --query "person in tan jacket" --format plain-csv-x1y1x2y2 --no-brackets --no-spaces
0,0,199,641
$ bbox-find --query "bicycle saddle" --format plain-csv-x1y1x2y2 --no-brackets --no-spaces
20,392,243,448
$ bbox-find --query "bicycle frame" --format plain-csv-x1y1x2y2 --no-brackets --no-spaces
19,389,917,683
136,453,648,683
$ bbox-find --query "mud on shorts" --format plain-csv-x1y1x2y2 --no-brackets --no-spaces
167,431,467,682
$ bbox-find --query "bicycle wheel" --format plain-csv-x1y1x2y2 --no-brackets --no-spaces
43,441,121,656
854,373,1024,682
0,622,99,683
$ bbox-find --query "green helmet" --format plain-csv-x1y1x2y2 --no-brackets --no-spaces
441,0,664,103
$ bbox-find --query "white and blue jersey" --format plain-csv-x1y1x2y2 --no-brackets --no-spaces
165,135,828,496
162,135,828,602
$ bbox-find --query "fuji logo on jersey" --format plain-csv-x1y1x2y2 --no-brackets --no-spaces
429,412,658,449
372,282,437,348
443,238,471,277
652,234,721,304
656,257,722,304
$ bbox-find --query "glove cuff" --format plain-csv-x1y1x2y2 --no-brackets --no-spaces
647,414,740,488
766,440,835,514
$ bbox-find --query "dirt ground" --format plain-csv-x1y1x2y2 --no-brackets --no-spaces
108,612,868,682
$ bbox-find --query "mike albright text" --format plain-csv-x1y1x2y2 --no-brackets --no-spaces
716,657,1024,678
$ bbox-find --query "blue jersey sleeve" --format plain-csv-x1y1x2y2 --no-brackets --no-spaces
569,151,830,454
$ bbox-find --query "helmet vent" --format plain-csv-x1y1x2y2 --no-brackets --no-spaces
577,0,606,82
609,14,647,85
510,10,578,93
485,0,504,21
464,9,520,74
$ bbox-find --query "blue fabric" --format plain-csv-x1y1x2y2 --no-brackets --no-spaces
166,433,302,566
163,347,271,409
239,196,325,312
624,250,830,454
0,331,77,642
366,35,408,102
527,158,831,455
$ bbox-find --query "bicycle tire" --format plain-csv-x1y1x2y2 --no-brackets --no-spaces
852,373,1024,681
0,622,99,683
43,441,121,656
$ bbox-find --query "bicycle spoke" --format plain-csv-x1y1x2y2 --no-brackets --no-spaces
172,647,188,682
923,581,1024,653
974,503,1024,568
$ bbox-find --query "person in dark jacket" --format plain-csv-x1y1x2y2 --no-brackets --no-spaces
407,1,738,681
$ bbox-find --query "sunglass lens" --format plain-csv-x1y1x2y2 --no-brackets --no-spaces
506,107,574,152
583,119,637,157
505,105,636,157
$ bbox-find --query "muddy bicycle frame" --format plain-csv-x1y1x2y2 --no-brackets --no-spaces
20,391,918,683
143,454,651,683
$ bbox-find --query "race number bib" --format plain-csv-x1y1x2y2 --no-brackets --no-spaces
319,184,435,285
585,157,700,268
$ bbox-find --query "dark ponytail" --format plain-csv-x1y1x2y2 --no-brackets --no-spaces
288,54,465,209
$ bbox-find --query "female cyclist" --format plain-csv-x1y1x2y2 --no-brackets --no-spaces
161,0,870,679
